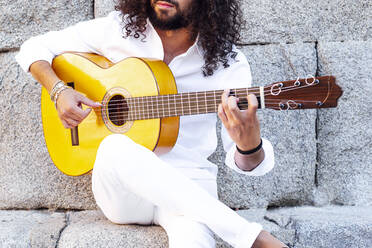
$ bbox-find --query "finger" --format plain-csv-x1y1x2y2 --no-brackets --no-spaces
217,104,228,124
221,89,234,121
64,106,92,124
58,103,83,122
65,118,80,127
68,105,91,121
65,118,80,128
80,108,93,120
221,89,229,107
77,94,102,108
61,119,73,129
246,94,259,116
227,95,241,121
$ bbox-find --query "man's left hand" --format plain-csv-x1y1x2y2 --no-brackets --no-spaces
218,89,261,151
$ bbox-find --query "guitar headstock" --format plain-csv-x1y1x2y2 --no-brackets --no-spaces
263,76,342,110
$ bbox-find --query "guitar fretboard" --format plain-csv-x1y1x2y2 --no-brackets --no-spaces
122,87,261,121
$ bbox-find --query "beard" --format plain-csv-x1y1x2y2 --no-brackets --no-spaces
147,0,196,30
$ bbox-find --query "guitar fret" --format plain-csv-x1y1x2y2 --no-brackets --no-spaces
181,94,185,115
144,97,147,119
204,91,208,114
146,97,149,118
167,95,171,117
134,97,137,120
140,97,144,119
201,92,207,113
134,98,137,120
213,90,217,112
139,97,143,119
188,93,191,115
173,94,177,116
152,96,157,119
141,97,144,119
137,97,139,119
144,97,148,119
148,97,151,119
150,96,154,119
158,95,161,118
132,98,135,120
195,92,199,114
156,95,160,119
162,96,165,117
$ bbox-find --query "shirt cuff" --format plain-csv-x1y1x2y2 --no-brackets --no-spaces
235,222,262,248
225,138,275,176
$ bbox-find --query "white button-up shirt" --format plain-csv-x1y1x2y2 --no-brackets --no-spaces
15,11,274,181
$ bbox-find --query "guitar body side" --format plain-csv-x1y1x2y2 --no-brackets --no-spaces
42,53,179,176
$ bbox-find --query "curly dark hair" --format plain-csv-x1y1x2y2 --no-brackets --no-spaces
115,0,246,76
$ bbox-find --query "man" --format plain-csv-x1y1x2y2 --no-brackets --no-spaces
16,0,287,247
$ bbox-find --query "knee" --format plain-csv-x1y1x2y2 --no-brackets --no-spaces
98,134,132,155
94,134,134,171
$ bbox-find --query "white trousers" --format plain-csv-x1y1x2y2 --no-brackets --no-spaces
92,134,262,248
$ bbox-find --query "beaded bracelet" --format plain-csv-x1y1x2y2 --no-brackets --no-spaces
236,139,263,155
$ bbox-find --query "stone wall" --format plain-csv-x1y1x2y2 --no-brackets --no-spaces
0,0,371,247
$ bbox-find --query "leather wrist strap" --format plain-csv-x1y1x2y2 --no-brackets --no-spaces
236,139,262,155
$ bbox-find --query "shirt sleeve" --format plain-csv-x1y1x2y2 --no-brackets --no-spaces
218,48,275,176
15,12,118,72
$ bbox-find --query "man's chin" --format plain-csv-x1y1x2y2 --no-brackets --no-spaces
149,7,189,30
154,8,177,19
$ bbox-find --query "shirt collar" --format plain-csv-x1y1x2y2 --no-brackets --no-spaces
146,19,204,59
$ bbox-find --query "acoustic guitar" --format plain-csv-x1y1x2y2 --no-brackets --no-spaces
41,53,343,176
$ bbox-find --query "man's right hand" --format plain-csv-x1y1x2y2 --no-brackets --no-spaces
252,230,288,248
56,88,101,129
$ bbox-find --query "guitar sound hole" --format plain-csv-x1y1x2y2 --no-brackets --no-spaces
108,94,129,126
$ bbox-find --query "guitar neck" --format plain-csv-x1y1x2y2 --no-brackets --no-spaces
124,87,261,121
107,76,341,122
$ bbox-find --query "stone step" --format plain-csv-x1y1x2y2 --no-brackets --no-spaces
0,206,371,248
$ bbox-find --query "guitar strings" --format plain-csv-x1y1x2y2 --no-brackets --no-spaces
101,97,327,110
98,79,320,103
47,97,324,121
76,103,320,124
48,83,328,119
96,82,317,104
83,100,322,123
99,82,325,108
95,99,324,119
100,84,328,111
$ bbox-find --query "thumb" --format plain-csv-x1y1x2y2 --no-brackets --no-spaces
81,108,93,119
78,94,102,108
